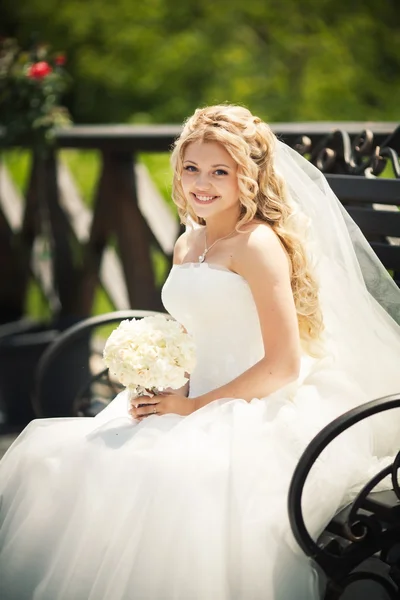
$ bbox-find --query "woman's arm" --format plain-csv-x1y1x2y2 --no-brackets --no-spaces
194,223,301,409
130,224,301,418
164,379,190,398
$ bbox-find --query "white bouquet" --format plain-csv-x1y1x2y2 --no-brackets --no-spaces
103,315,196,396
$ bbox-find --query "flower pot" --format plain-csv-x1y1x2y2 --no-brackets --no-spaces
0,318,90,427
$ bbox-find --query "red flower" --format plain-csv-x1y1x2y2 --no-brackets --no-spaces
27,61,53,79
54,54,66,66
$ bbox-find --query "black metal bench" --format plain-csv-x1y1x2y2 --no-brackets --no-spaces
288,394,400,599
285,130,400,598
33,309,167,418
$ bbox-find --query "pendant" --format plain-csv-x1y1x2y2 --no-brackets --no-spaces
198,253,206,263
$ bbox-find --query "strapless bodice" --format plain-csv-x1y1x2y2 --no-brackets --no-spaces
161,263,265,397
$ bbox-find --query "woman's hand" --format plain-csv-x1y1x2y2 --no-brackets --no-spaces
129,388,195,421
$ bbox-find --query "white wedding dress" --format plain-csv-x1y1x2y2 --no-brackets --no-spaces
0,261,398,600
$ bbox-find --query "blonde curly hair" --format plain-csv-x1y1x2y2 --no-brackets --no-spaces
170,104,324,352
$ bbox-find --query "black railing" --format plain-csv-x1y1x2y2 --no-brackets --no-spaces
0,122,399,325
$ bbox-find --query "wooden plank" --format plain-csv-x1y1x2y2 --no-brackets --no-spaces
371,242,400,270
347,207,400,238
0,156,56,318
0,163,23,231
57,161,130,310
110,152,161,310
135,163,179,255
41,152,78,316
76,152,118,315
328,175,400,205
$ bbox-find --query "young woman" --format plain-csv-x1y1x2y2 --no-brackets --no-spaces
0,105,399,600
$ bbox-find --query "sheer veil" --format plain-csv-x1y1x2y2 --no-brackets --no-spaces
185,139,400,455
275,141,400,457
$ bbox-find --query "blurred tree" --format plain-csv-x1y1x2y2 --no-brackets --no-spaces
1,0,399,124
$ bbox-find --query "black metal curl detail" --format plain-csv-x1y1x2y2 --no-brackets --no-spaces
392,449,400,500
316,147,337,172
345,464,392,542
370,146,388,176
352,129,375,157
291,125,400,178
294,135,312,156
379,147,400,178
310,130,357,174
342,512,382,544
288,394,400,565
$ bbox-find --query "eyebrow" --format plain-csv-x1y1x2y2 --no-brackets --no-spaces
183,160,232,169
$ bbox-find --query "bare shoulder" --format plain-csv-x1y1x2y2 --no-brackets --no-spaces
173,227,202,265
233,221,290,278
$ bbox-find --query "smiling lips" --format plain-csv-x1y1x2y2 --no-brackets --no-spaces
192,193,219,204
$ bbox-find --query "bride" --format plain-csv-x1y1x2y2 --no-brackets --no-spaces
0,105,399,600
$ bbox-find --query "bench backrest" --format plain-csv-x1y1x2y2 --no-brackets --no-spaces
287,126,400,288
328,175,400,287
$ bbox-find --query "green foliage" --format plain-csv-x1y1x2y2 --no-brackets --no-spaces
0,37,72,153
2,0,399,125
92,286,115,318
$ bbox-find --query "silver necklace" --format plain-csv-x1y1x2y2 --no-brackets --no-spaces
198,228,235,263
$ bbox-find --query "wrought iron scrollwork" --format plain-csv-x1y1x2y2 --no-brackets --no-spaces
288,393,400,598
293,127,400,178
345,463,393,542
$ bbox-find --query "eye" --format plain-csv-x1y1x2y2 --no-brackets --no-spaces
214,169,228,176
183,165,198,172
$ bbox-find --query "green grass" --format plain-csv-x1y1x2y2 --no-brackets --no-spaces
1,149,32,194
23,278,53,322
59,150,174,210
378,158,395,179
60,149,102,207
139,152,174,210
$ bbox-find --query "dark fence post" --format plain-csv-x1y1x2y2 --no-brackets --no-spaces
110,150,162,310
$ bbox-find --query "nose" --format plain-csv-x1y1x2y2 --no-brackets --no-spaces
194,171,212,190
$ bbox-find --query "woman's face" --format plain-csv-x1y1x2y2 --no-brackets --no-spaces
181,140,240,222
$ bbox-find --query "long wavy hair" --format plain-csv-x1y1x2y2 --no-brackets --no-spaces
170,104,324,352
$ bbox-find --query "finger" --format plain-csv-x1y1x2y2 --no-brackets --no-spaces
130,397,164,418
136,403,159,417
133,396,159,407
130,397,159,410
129,404,149,419
129,409,151,420
129,406,138,419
